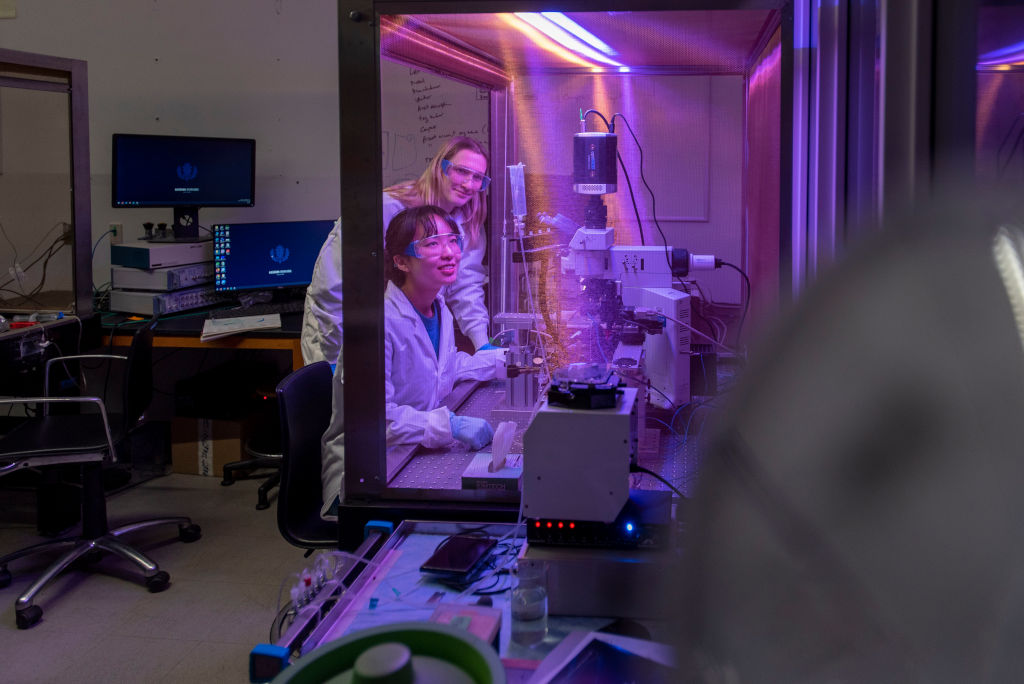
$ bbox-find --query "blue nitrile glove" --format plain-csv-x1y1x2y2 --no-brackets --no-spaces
449,413,495,450
478,343,500,351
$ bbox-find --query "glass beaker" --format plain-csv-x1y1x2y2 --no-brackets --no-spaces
511,560,548,646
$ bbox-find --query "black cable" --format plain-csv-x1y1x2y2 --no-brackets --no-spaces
720,261,751,346
0,219,20,265
682,397,718,445
582,108,612,131
588,109,651,248
643,380,676,411
616,151,647,246
471,570,514,596
0,231,62,284
93,281,113,312
0,287,49,308
0,233,66,292
611,113,674,275
631,463,687,500
29,240,69,297
22,221,67,263
693,309,717,347
1,219,67,285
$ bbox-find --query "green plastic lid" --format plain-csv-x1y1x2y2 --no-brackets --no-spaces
272,621,506,684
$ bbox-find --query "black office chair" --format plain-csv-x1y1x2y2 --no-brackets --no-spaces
0,322,202,629
220,411,283,511
275,360,337,556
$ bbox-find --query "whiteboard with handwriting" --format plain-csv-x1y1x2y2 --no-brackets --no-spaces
380,59,490,187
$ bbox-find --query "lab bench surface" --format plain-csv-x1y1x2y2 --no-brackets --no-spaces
387,379,703,499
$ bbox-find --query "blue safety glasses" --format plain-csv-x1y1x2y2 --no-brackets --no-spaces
403,232,464,259
441,159,491,191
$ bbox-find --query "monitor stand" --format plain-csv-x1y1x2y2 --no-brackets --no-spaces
172,206,203,241
144,208,211,243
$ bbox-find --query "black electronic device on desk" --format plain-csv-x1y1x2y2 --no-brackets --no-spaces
526,489,673,550
209,220,333,320
420,533,499,581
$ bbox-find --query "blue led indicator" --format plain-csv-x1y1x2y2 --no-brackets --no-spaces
625,522,634,533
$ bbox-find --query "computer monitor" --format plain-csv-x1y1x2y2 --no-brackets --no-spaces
112,134,256,239
212,220,334,296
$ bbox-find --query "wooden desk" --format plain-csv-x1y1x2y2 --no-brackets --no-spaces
105,312,304,371
110,331,303,371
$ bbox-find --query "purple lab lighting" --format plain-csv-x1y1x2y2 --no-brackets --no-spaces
540,12,619,57
978,41,1024,67
514,13,624,68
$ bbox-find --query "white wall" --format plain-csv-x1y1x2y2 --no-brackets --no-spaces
515,72,744,303
0,0,340,288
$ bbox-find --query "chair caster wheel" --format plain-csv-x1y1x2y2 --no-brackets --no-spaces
220,478,234,486
0,565,11,589
256,501,270,511
146,571,171,593
16,605,42,629
178,524,202,543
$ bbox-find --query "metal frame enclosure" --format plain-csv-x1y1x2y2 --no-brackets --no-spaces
878,0,978,216
336,0,795,547
0,48,92,318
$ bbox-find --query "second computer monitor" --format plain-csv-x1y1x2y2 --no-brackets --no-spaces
212,220,334,293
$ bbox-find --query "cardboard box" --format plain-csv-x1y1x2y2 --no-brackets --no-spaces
171,417,249,477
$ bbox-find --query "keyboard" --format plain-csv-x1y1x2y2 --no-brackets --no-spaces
210,299,305,319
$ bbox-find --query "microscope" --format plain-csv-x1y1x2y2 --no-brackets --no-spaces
558,117,719,408
519,111,722,530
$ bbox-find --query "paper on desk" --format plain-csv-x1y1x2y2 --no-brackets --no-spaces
200,314,281,341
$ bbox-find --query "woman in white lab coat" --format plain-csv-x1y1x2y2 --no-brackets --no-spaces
320,205,503,518
301,136,492,368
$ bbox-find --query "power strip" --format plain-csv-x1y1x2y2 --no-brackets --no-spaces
109,286,227,316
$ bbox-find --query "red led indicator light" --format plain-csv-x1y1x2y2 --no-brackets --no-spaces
569,522,575,529
546,521,552,528
558,522,564,529
535,521,541,528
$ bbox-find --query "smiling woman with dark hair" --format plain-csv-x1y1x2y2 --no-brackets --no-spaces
318,205,504,519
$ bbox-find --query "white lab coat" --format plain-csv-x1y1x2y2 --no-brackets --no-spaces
300,194,490,366
320,281,503,516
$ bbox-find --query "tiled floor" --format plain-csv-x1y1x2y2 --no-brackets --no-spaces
0,473,310,684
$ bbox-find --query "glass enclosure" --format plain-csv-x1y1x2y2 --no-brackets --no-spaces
0,49,91,317
336,2,791,543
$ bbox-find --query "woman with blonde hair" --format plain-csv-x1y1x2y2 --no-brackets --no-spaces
302,136,492,368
